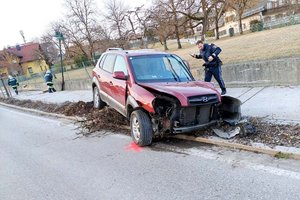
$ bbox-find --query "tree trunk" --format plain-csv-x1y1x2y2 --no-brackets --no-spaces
215,15,220,40
163,38,168,50
239,14,243,34
175,25,182,49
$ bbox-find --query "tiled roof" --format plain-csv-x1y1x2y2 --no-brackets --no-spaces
6,42,40,63
243,0,268,17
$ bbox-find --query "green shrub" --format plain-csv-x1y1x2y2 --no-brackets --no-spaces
205,30,215,37
250,20,264,32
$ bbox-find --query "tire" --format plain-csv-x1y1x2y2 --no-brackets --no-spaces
130,110,153,146
93,86,105,109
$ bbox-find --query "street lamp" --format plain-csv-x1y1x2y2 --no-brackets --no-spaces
54,30,65,91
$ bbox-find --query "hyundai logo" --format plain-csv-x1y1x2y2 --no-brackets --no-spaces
202,97,208,102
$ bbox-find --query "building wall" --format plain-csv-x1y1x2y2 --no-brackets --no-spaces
218,11,262,37
21,60,49,77
0,67,8,77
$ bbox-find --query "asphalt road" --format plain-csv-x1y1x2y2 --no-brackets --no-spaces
1,106,300,200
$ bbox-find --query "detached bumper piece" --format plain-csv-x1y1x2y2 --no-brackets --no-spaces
220,96,242,126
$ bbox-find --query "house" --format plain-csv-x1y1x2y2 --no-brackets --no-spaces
217,0,300,37
0,42,49,77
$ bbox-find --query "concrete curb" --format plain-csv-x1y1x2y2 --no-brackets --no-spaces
173,135,300,160
0,102,84,122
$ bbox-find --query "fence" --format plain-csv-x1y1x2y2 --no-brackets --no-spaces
0,60,94,94
263,15,300,29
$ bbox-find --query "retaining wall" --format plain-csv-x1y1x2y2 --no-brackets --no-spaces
16,57,300,91
195,57,300,87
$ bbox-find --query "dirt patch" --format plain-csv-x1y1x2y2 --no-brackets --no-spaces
1,97,299,148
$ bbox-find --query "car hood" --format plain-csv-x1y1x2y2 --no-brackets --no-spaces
138,81,221,106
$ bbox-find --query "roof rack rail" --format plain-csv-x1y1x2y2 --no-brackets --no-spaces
106,48,123,51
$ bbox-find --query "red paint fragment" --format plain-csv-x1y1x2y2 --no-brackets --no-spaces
125,142,143,152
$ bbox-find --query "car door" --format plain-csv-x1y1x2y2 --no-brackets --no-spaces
98,54,116,103
108,55,128,116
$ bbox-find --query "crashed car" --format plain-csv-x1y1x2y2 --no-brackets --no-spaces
92,48,241,146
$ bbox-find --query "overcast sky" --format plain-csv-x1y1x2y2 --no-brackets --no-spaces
0,0,148,48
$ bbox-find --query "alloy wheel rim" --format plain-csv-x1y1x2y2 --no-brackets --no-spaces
132,116,140,141
94,88,99,107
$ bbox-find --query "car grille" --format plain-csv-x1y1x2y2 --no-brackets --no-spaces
179,104,217,126
188,94,218,106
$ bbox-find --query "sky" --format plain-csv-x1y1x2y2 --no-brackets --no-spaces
0,0,148,49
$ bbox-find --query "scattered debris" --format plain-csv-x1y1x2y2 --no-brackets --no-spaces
1,97,299,148
212,126,241,139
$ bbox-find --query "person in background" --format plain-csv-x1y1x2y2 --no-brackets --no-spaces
7,75,19,95
44,70,56,93
191,40,226,95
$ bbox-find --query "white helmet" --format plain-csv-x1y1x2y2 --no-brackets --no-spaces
46,70,51,74
8,75,13,79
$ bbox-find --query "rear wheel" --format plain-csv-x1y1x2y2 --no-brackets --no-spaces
130,110,153,146
93,86,105,109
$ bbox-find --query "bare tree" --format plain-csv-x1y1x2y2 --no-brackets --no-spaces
104,0,129,48
57,0,107,63
37,34,59,69
178,0,219,40
227,0,259,34
212,0,226,39
148,3,174,50
158,0,183,49
126,5,153,48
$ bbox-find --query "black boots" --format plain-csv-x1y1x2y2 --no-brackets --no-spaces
48,88,56,93
221,88,227,95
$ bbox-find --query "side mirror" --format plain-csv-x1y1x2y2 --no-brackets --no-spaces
113,71,127,80
183,60,190,69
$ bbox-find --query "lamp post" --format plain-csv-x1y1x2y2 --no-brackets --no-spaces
54,30,65,91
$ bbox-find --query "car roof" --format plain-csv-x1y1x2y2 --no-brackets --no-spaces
104,49,170,57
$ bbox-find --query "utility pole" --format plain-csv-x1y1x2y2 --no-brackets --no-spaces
54,30,65,91
20,30,26,44
0,76,10,98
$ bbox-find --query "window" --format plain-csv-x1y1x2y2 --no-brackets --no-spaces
114,56,128,76
98,55,106,68
28,67,33,74
102,54,116,73
129,55,193,83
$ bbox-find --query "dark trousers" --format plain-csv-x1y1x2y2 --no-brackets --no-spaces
204,65,226,90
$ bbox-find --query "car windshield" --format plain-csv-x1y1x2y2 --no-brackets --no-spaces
129,54,194,83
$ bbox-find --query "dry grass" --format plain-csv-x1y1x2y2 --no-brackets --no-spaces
156,24,300,69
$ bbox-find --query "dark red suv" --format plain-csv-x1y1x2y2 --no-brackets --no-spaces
92,49,241,146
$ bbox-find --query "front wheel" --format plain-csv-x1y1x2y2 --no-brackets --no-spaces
130,110,153,146
93,86,105,109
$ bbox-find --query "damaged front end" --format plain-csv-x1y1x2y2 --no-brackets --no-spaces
151,93,242,136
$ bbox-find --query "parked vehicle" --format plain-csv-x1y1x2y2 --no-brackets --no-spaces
92,49,241,146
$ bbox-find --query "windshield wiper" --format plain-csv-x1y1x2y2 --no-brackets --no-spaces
170,55,193,81
165,56,181,82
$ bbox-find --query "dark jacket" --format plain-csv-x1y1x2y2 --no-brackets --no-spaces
8,77,18,87
195,43,222,68
44,72,53,83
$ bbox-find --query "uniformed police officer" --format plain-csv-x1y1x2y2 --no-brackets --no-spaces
192,40,226,95
44,70,56,93
7,75,19,95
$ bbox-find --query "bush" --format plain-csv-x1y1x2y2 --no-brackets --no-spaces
205,30,215,37
250,20,264,32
